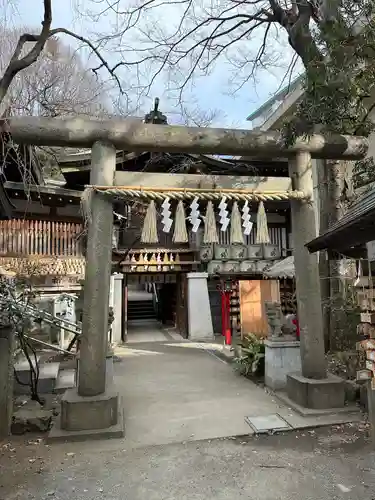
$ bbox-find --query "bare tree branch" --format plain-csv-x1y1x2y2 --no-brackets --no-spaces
0,0,129,111
0,0,52,104
0,26,110,118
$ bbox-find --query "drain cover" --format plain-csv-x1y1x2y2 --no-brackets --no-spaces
245,414,291,434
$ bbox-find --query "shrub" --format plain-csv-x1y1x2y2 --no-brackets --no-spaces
233,333,265,378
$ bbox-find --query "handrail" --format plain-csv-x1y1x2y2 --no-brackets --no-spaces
24,335,77,356
25,303,80,331
152,282,159,303
0,295,82,334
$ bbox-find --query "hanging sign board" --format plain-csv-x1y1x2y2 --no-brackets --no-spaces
357,369,372,382
363,339,375,350
366,360,375,371
367,240,375,261
357,331,375,388
127,273,177,285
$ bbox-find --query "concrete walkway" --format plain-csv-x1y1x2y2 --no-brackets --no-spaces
126,320,181,343
112,336,362,449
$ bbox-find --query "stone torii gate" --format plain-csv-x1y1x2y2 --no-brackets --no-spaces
3,116,368,439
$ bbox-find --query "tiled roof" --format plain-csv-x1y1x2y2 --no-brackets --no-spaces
263,256,295,279
0,256,86,277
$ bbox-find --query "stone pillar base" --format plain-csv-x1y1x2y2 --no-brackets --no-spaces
60,386,119,431
264,340,301,391
48,384,125,442
286,372,345,409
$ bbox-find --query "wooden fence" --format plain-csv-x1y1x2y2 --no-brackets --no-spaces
0,219,84,257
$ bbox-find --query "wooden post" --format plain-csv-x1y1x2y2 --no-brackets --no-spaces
0,325,14,439
78,141,116,397
289,151,327,379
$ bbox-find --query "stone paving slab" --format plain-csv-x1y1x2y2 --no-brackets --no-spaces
245,414,291,434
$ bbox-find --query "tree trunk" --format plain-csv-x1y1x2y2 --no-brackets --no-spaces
318,159,352,352
317,159,331,351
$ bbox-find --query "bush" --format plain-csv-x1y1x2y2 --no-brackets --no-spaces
233,334,265,378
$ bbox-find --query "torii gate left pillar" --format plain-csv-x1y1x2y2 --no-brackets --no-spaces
51,142,124,441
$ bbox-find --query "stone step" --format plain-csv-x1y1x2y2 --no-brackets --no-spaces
128,308,155,314
54,369,76,393
128,299,156,320
128,301,155,309
14,362,60,395
128,312,156,317
128,305,155,311
14,355,41,371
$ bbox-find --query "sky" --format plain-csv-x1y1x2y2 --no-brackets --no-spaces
6,0,298,128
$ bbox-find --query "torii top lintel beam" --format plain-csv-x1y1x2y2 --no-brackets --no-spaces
1,116,368,160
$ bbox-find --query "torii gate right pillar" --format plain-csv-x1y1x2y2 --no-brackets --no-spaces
287,151,345,409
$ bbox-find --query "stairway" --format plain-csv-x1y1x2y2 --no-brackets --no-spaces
14,355,76,395
2,292,80,397
127,298,156,321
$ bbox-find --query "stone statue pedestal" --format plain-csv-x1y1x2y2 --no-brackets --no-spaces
264,339,301,391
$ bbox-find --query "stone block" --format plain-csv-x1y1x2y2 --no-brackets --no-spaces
12,407,53,434
60,386,119,431
286,372,345,409
54,369,76,393
14,362,60,395
264,340,301,391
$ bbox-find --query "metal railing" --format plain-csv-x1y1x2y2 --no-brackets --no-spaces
0,295,81,355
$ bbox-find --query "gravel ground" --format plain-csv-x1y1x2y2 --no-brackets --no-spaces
1,423,375,500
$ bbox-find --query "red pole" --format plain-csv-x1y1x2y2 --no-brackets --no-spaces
221,289,227,338
224,291,232,345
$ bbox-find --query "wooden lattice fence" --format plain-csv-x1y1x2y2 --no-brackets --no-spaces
0,219,84,257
